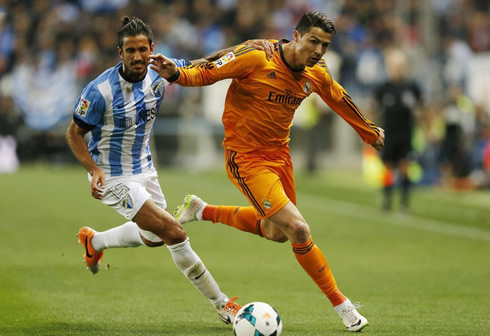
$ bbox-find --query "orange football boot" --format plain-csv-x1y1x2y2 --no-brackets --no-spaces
78,226,104,274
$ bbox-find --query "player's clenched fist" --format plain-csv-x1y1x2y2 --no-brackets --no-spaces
372,127,385,151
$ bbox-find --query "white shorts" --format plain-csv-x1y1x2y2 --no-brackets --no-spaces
88,166,166,243
89,166,167,218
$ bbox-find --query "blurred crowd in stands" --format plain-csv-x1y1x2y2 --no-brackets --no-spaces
0,0,489,189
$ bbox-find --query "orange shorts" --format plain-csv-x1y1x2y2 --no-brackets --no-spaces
225,147,296,219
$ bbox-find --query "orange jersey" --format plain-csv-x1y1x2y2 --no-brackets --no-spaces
174,40,380,153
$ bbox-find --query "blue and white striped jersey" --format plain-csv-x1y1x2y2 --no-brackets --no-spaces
73,59,190,177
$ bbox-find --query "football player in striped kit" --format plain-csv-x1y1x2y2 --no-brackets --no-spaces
66,16,272,324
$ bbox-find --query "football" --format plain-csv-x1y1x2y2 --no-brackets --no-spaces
233,302,282,336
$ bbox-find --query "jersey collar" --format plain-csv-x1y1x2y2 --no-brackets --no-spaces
118,62,148,83
278,39,305,73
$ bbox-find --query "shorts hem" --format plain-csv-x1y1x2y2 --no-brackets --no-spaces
260,197,290,220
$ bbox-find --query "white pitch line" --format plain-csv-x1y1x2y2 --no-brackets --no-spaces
297,192,490,243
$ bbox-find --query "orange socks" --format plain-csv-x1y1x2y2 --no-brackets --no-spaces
202,205,265,237
203,205,345,307
292,237,346,307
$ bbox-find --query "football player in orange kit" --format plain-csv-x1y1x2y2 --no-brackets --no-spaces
150,11,384,332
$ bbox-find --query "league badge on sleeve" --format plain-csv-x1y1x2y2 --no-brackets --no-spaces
75,97,91,117
215,52,236,68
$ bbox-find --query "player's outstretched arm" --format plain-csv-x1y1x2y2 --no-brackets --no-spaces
149,54,179,80
190,39,275,65
153,40,265,87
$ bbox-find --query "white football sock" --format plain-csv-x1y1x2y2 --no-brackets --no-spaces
196,201,207,221
91,221,144,251
167,238,226,305
334,297,352,313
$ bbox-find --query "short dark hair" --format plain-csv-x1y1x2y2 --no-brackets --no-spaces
295,11,336,36
117,16,153,48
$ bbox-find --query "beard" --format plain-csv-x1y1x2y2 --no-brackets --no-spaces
124,61,147,81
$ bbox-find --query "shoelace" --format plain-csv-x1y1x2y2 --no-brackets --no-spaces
172,205,182,218
224,296,242,316
342,302,362,325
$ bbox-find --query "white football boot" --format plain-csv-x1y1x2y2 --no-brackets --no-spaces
173,194,207,224
335,299,369,332
215,296,242,325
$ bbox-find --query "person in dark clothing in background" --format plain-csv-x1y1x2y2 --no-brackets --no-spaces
374,50,422,212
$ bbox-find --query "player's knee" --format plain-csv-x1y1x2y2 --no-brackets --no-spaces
262,220,289,243
160,220,187,245
139,216,187,245
165,231,187,245
290,221,310,241
150,212,186,244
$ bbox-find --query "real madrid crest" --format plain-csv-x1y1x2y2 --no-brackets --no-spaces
303,79,311,94
262,199,272,209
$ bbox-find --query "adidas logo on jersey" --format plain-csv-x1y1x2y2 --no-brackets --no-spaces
267,71,276,79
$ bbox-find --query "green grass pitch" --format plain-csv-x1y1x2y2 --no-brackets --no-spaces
0,164,489,335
